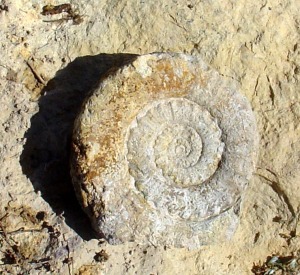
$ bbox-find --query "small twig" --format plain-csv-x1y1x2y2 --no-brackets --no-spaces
5,227,42,235
169,14,188,32
41,4,83,25
25,61,47,85
0,258,52,269
43,14,83,25
43,18,66,23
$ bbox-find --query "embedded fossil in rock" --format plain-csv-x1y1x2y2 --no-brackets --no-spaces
71,53,259,248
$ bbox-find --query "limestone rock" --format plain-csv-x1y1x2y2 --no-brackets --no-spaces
71,53,259,248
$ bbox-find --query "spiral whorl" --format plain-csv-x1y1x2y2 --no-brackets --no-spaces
71,53,258,248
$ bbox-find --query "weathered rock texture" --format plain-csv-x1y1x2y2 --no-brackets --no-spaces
1,0,299,272
71,53,258,248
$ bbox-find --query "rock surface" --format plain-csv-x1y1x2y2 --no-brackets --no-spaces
71,53,258,248
0,0,299,274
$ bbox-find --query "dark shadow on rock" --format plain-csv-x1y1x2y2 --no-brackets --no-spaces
20,53,138,240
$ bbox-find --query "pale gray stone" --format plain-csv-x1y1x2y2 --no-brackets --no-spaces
71,53,259,248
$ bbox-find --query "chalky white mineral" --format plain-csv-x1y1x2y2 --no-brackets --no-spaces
71,53,258,249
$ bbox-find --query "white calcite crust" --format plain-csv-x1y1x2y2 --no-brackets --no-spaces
71,53,259,248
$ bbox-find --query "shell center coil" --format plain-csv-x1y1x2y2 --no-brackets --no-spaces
126,98,224,188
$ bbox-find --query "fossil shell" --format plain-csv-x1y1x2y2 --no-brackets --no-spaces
71,53,258,248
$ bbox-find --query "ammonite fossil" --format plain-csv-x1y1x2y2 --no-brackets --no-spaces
71,53,258,248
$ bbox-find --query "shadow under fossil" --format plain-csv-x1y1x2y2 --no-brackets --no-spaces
20,53,138,240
